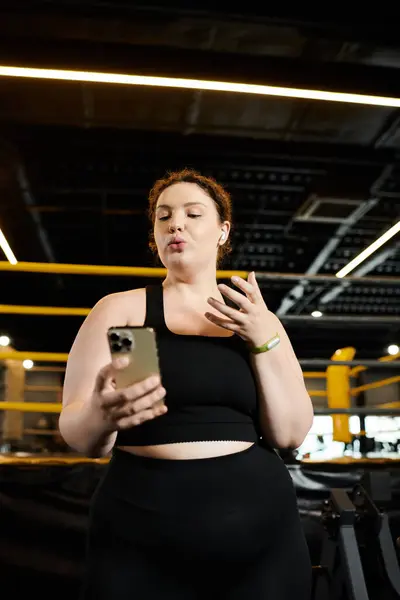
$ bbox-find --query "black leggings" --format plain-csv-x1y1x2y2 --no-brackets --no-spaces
82,444,312,599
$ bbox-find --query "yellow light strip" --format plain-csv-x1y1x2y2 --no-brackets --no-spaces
1,65,400,107
336,220,400,278
0,227,17,264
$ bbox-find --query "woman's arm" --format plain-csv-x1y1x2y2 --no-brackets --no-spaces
59,289,145,457
250,318,314,450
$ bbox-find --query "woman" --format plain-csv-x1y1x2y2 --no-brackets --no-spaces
59,168,314,599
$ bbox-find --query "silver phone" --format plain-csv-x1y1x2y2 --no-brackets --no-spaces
107,326,160,389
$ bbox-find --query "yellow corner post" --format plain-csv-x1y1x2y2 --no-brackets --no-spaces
326,347,356,444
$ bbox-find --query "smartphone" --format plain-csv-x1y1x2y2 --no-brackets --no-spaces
107,326,160,389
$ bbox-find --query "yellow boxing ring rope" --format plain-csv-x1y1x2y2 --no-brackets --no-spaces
0,260,247,279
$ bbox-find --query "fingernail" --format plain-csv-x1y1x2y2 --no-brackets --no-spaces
231,276,238,282
150,375,160,386
114,356,129,369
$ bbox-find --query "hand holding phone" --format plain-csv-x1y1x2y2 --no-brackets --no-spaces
89,327,167,432
107,326,161,388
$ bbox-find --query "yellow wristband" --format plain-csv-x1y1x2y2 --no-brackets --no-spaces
249,333,280,354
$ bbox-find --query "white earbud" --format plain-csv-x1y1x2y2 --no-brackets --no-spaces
220,232,226,242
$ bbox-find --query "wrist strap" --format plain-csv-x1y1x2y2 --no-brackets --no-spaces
249,333,280,354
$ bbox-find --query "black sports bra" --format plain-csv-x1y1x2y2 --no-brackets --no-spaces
115,283,261,446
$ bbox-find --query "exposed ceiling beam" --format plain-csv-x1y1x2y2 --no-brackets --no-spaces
372,110,400,148
8,126,395,168
0,137,62,269
318,243,400,306
1,6,400,49
275,197,379,316
275,164,396,316
15,163,60,267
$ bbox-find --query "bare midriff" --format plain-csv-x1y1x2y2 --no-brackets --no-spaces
117,441,254,460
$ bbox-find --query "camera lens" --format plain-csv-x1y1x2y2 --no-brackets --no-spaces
110,332,120,342
121,337,132,347
111,342,122,352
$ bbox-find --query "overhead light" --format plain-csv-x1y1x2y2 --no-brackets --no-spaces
388,344,399,356
0,335,10,347
311,310,323,318
0,227,17,265
336,220,400,278
1,65,400,108
23,359,34,369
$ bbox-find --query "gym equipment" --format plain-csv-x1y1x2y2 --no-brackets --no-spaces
314,471,400,600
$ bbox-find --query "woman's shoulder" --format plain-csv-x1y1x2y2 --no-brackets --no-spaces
93,287,147,325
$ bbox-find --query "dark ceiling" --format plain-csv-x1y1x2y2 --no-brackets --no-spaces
0,3,399,359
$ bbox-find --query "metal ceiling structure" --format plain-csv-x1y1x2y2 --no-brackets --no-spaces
0,3,399,358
